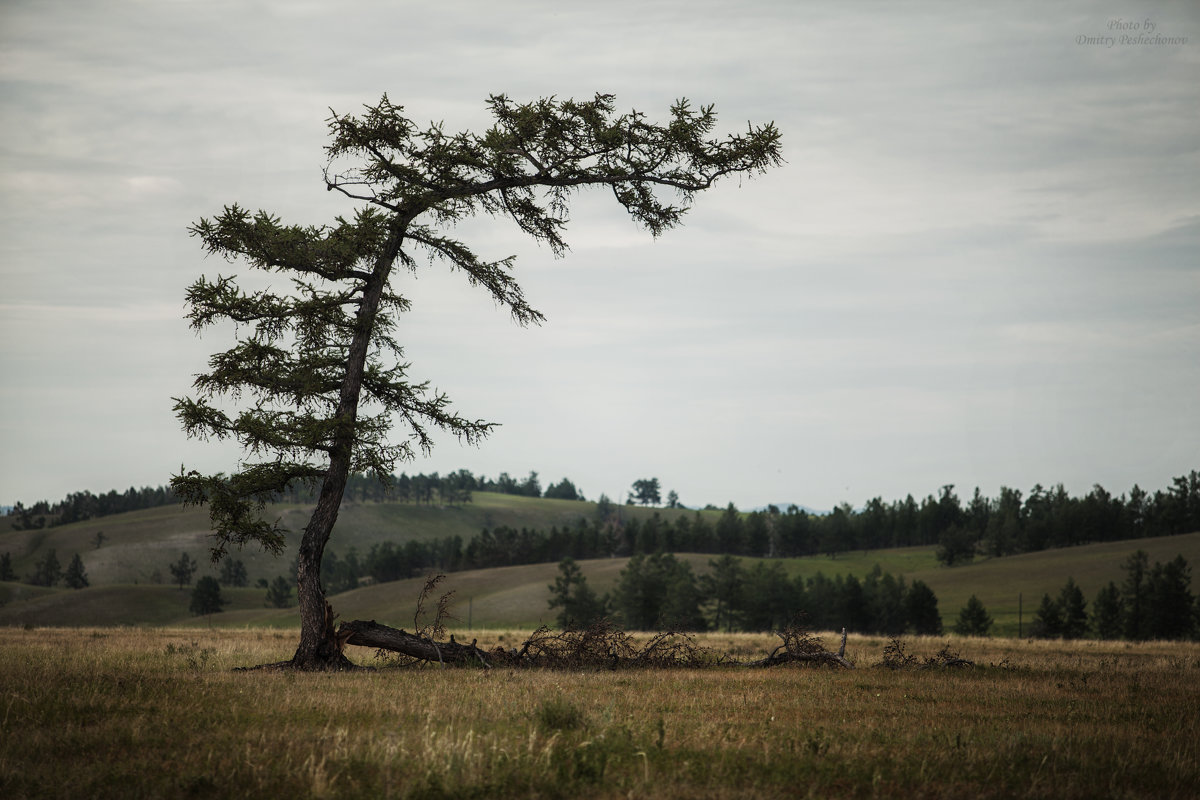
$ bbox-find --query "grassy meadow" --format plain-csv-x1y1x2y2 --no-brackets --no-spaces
2,626,1197,799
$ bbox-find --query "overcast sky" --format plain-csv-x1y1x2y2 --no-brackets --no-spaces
1,0,1197,513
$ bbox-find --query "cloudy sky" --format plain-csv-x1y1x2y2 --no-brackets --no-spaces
1,0,1197,513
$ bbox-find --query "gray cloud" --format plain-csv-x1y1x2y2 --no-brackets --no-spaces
1,0,1197,510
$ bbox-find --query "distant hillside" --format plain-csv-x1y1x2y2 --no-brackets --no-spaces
4,530,1198,637
0,492,717,588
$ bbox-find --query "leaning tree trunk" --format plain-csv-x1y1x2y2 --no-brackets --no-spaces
288,228,405,671
290,454,357,670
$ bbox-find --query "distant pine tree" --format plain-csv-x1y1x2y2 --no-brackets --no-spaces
169,553,197,590
28,549,61,587
954,595,993,637
190,576,225,617
1147,556,1195,640
1092,581,1123,639
64,553,89,589
265,576,293,608
905,580,943,636
1058,578,1089,639
1030,593,1063,638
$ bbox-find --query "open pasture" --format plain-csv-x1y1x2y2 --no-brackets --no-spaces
2,627,1197,799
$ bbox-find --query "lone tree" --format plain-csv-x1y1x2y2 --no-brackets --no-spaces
954,594,994,637
547,557,605,630
630,477,662,506
169,552,197,590
265,575,294,608
64,553,90,589
172,93,782,670
190,575,226,618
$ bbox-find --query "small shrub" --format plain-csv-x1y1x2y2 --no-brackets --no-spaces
535,697,587,732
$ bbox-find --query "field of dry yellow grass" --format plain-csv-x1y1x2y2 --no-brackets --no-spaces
2,626,1198,799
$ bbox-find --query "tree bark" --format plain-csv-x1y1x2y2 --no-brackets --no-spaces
339,620,492,667
289,226,407,670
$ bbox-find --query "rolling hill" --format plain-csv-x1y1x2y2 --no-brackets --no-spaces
0,492,712,588
2,494,1198,636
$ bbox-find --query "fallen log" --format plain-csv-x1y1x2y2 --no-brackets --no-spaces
338,619,492,668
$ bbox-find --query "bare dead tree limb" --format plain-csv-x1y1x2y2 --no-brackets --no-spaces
338,619,491,667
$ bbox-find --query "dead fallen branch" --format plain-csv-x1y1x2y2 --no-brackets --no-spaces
325,577,855,671
741,626,855,669
880,637,974,669
334,615,854,671
338,619,491,668
482,622,713,669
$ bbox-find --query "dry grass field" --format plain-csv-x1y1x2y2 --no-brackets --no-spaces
2,626,1198,799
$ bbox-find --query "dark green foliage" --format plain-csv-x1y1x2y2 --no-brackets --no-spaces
0,552,14,582
1058,578,1089,639
265,576,293,608
737,561,795,631
189,576,225,616
168,553,197,590
658,560,706,631
614,553,705,631
547,557,605,629
630,478,661,507
699,554,744,632
543,477,583,501
1147,555,1195,640
218,558,248,588
320,548,361,594
4,486,178,528
715,503,744,554
9,469,1197,562
935,525,976,566
612,554,941,636
1016,551,1196,643
27,549,61,587
63,553,89,589
518,472,542,498
1120,550,1151,639
1092,581,1124,639
781,472,1200,560
1028,578,1090,640
904,580,943,635
954,595,993,636
863,565,908,635
1030,593,1064,638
